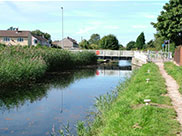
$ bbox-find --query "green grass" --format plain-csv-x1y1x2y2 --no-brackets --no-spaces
164,62,182,94
81,63,180,136
0,46,97,86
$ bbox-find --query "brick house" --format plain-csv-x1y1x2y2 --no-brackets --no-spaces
52,37,79,49
0,29,51,47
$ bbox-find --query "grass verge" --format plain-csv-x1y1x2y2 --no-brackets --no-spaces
79,63,180,136
164,62,182,94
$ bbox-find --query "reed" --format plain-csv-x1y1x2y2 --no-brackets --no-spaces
0,46,97,86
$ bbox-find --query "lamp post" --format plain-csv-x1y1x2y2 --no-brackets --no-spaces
60,7,64,114
61,7,64,48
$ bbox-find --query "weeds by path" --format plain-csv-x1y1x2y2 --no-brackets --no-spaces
164,62,182,94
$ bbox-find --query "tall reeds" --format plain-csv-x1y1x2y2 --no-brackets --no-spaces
0,46,97,86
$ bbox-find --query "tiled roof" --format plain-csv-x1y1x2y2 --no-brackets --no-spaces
0,30,30,37
32,34,48,42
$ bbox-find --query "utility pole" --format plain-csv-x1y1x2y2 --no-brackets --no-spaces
61,7,64,48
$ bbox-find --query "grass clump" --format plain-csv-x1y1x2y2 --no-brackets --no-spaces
80,63,180,136
0,46,97,86
164,62,182,94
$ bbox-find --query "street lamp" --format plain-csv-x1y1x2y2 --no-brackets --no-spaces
61,7,64,48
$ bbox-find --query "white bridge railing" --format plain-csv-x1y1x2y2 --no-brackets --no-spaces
71,50,172,63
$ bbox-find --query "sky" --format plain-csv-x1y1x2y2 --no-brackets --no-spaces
0,0,169,46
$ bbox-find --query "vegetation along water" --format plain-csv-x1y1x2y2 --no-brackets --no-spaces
0,46,97,86
0,60,131,136
75,63,180,136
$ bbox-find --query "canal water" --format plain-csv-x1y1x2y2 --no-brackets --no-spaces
0,60,132,136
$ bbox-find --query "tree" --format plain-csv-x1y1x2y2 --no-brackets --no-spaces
88,34,100,45
99,34,119,50
7,27,17,31
119,44,125,50
31,30,51,40
151,0,182,46
136,32,145,49
126,41,136,50
89,44,99,49
79,39,90,49
146,40,155,48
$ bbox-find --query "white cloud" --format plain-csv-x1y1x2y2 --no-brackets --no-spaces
132,25,148,29
76,26,97,34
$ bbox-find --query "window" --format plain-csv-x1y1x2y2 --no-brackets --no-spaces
3,37,10,42
34,39,38,44
17,37,24,42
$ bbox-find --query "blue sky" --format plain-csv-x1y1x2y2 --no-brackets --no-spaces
0,0,168,46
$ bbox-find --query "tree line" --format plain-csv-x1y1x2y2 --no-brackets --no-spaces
80,0,182,52
79,32,148,50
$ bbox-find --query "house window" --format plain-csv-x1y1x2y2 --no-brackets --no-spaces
3,37,10,42
17,37,24,42
34,39,38,44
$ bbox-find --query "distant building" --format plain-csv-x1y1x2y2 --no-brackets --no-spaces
0,29,51,47
52,37,79,49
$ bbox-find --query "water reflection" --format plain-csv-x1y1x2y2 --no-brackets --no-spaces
0,61,132,136
0,69,96,111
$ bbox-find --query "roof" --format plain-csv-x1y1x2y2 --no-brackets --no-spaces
0,30,31,37
67,37,78,45
32,34,48,42
53,37,78,45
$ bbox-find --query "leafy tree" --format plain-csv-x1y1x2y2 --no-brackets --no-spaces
146,40,155,48
119,44,125,50
153,34,165,50
136,32,145,49
99,34,119,50
151,0,182,46
89,44,99,49
7,27,17,31
31,30,51,40
89,34,100,45
79,39,90,49
126,41,136,50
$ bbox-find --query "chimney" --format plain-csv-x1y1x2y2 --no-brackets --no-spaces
16,28,19,33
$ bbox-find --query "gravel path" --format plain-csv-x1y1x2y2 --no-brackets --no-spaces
156,62,182,128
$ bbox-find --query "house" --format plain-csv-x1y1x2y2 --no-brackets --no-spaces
0,29,51,47
52,37,79,49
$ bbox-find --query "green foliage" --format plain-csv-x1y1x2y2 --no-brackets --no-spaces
88,34,100,45
99,34,119,50
151,0,182,46
164,62,182,94
146,40,155,48
119,44,125,50
0,46,97,86
153,34,165,50
89,44,99,49
84,63,180,135
136,32,146,49
31,29,51,40
7,26,17,31
126,41,136,50
79,39,90,49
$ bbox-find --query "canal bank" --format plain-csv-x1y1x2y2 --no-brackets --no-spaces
0,60,131,136
80,63,180,136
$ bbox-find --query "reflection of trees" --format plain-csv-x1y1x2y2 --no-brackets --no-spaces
0,69,96,111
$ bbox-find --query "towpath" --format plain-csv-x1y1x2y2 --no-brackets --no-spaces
156,62,182,134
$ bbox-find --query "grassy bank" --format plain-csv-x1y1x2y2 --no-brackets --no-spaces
164,62,182,94
77,63,180,136
0,46,97,86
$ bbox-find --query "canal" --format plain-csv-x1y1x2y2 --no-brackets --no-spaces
0,60,132,136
